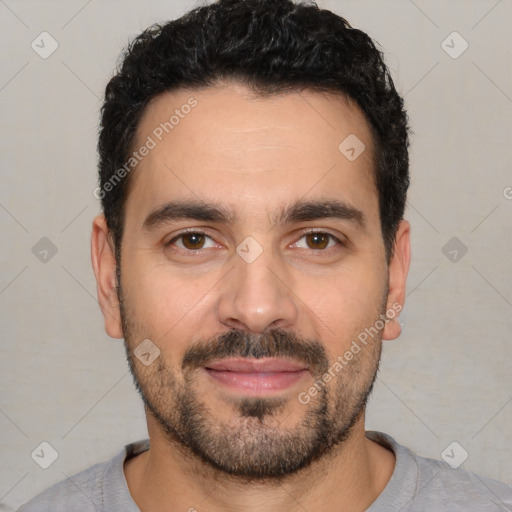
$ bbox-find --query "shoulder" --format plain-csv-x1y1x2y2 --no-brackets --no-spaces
17,459,112,512
367,431,512,511
413,451,512,510
17,440,149,512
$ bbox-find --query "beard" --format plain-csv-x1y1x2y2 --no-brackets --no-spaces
118,279,385,482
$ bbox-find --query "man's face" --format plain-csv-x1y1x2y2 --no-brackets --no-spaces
113,82,397,479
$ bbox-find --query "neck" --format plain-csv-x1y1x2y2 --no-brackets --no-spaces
124,413,395,512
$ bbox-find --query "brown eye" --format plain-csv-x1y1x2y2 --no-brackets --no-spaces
293,231,342,251
305,232,330,250
180,232,206,249
167,231,216,251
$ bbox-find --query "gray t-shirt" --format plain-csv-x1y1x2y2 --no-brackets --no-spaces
18,431,512,511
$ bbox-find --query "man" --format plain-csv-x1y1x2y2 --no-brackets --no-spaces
19,0,512,510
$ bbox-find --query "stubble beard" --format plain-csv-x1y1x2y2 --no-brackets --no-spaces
118,278,384,481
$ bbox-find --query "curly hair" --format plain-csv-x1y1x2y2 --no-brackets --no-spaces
98,0,410,262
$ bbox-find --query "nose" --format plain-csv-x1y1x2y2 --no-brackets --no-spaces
216,246,299,334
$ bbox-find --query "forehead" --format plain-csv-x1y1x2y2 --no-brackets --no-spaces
125,82,379,229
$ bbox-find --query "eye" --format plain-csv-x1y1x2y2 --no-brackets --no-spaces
167,229,218,251
165,229,343,253
293,231,343,251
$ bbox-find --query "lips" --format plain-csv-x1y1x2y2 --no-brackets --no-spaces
203,358,310,394
205,358,308,373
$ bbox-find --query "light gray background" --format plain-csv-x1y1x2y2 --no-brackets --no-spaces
1,0,511,509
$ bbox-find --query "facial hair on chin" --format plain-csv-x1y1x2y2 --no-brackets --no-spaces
118,282,385,481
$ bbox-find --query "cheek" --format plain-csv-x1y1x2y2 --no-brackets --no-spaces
123,258,221,341
300,262,386,337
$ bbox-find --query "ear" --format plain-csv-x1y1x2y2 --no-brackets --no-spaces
382,220,410,340
91,214,123,339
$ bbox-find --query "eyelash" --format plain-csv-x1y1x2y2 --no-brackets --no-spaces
166,228,344,254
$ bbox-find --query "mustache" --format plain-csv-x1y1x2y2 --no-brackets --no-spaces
182,328,329,375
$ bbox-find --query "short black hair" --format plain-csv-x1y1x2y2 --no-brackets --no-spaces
97,0,409,262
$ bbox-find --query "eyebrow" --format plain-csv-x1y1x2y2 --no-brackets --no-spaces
142,198,366,232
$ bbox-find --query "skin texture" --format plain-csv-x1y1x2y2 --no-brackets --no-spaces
91,81,410,512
